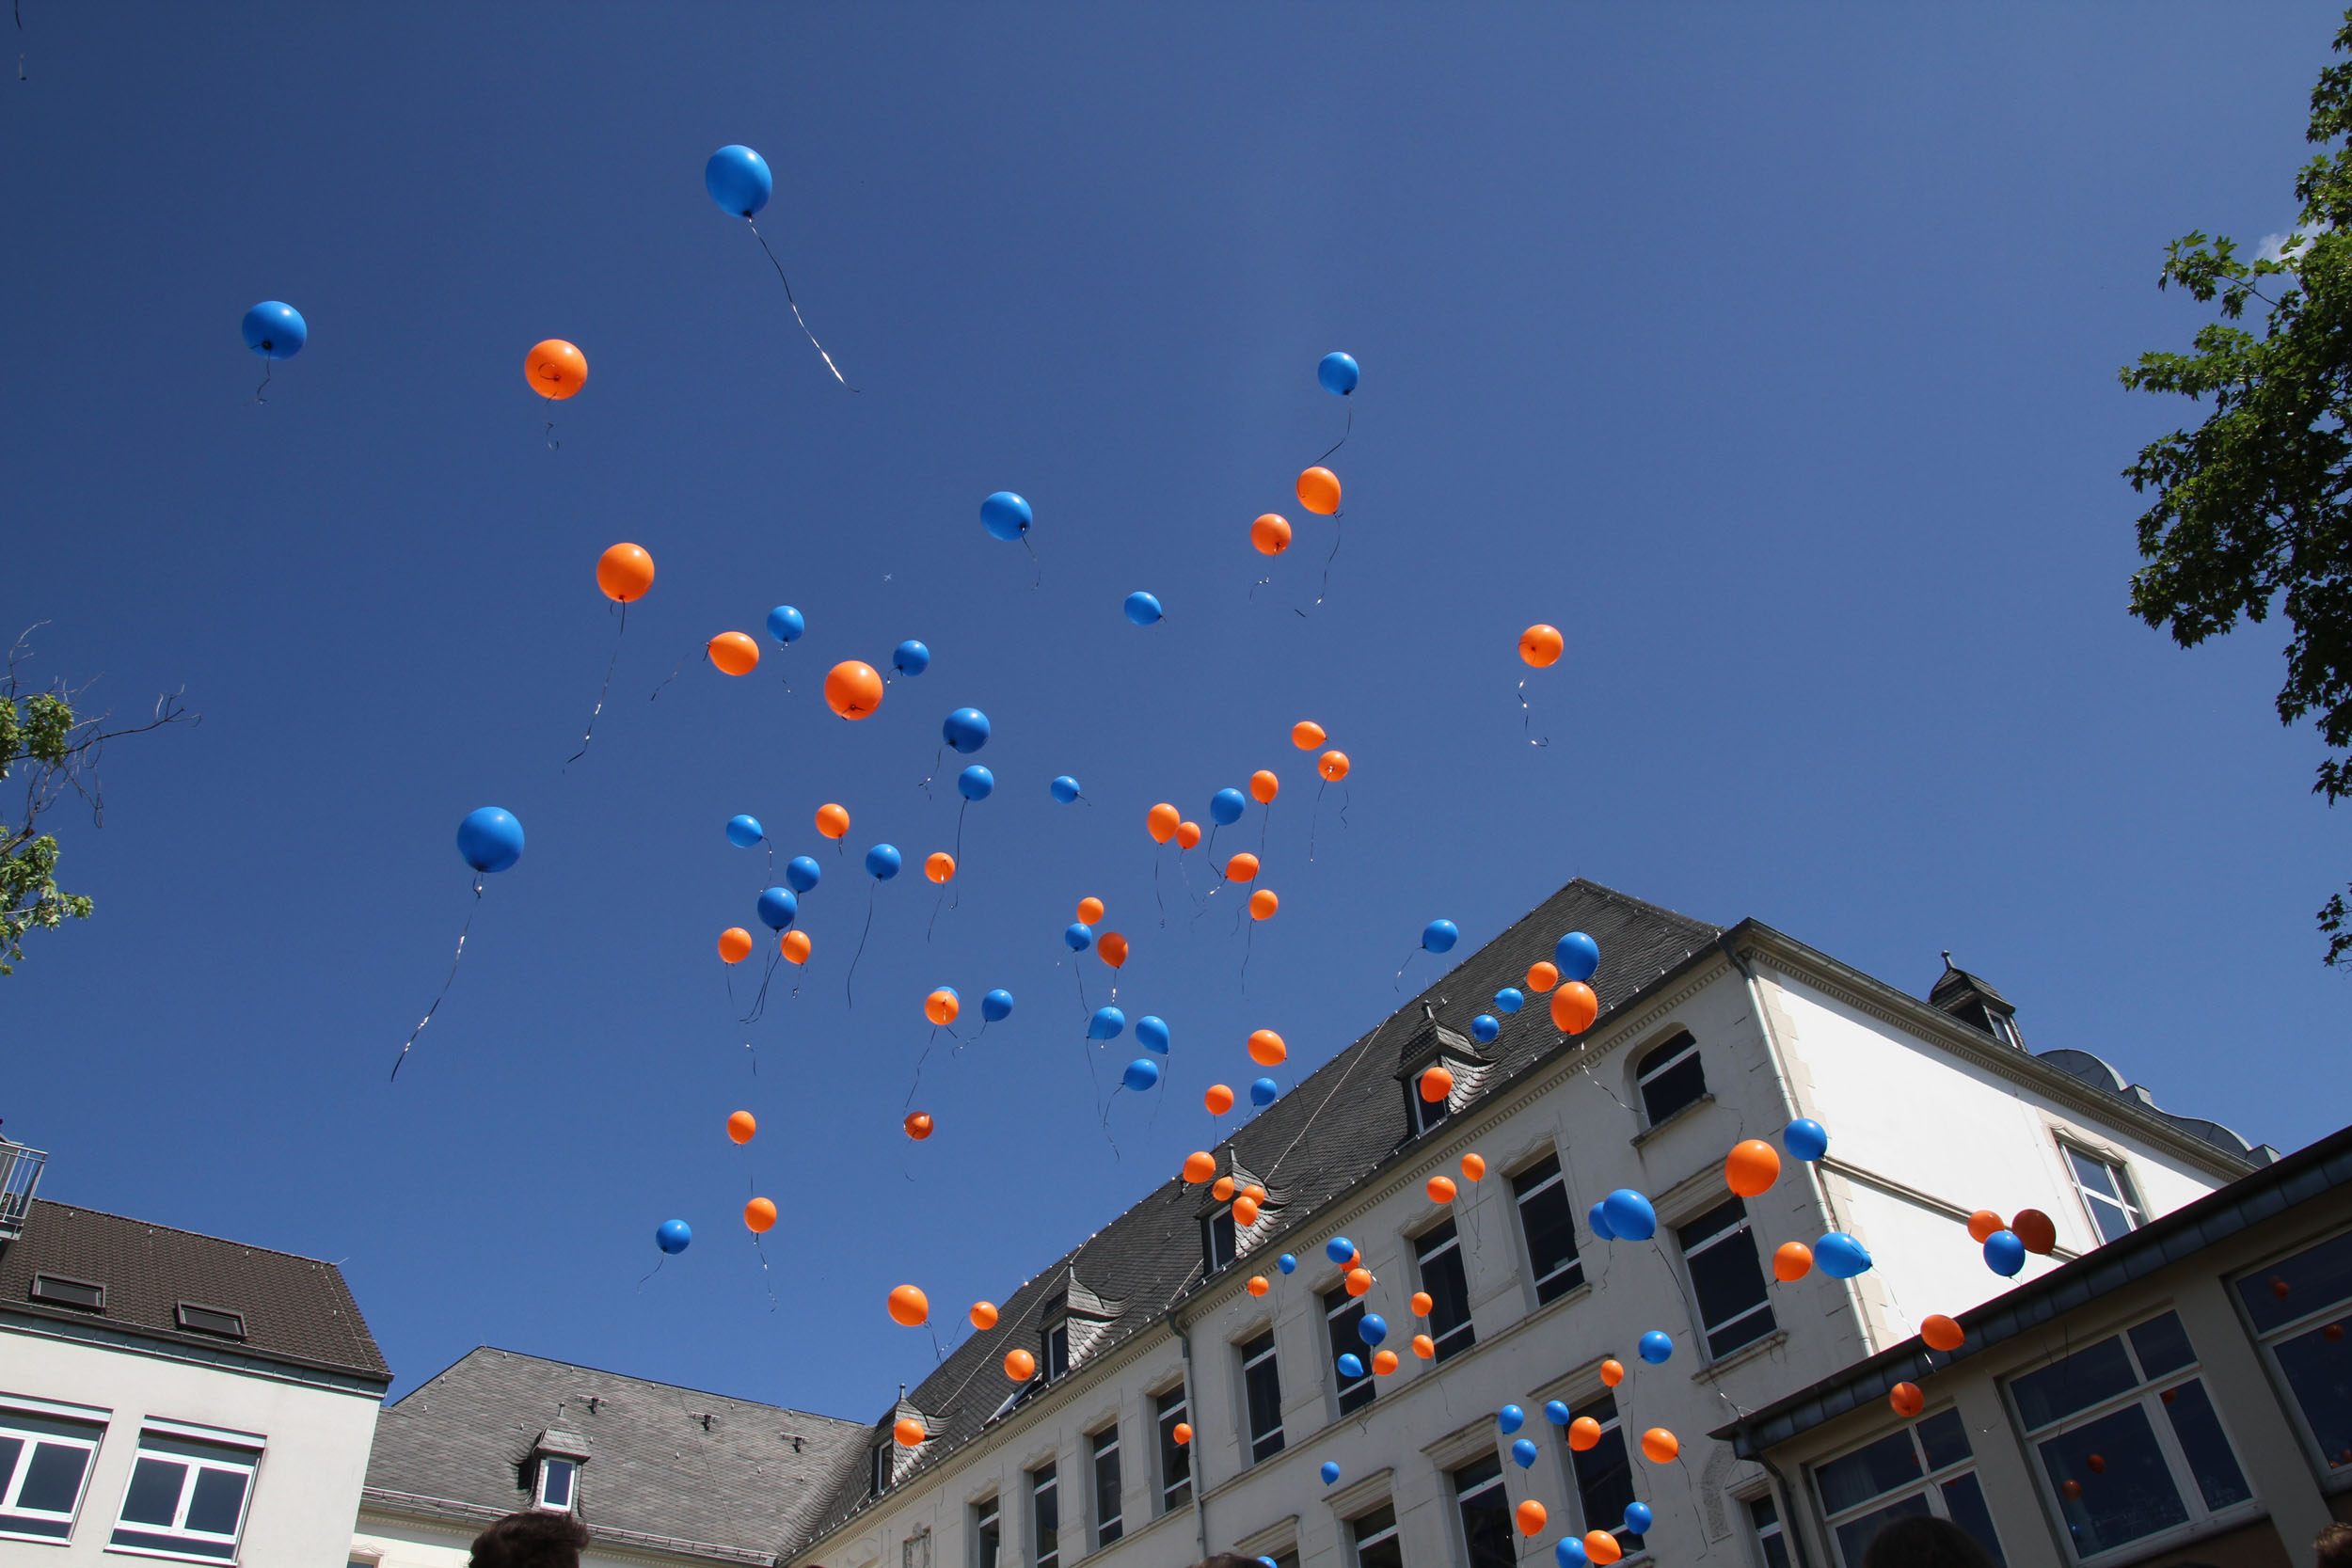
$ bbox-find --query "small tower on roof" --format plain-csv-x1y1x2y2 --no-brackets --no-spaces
1931,951,2024,1050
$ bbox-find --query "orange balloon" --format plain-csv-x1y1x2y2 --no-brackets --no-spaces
1550,980,1598,1035
904,1112,934,1141
925,852,957,884
1345,1267,1373,1297
525,339,587,400
894,1416,924,1448
1725,1140,1783,1197
719,927,754,963
1296,466,1342,515
1460,1152,1487,1181
1318,749,1350,782
1518,624,1565,669
816,803,850,839
1176,820,1202,849
1171,1421,1192,1446
1004,1348,1037,1381
926,989,961,1026
1147,804,1180,845
1248,1029,1287,1066
708,632,760,675
1183,1151,1216,1183
1426,1176,1457,1204
1249,889,1279,921
1584,1530,1623,1565
596,543,655,603
887,1285,930,1326
1076,896,1105,925
1599,1358,1625,1387
781,929,811,964
971,1301,999,1330
1205,1085,1235,1116
1568,1417,1603,1451
1966,1209,2004,1243
1515,1499,1546,1538
1889,1382,1925,1418
1412,1333,1436,1358
1640,1428,1679,1464
1420,1066,1454,1103
1212,1176,1236,1202
744,1196,777,1233
1922,1314,1964,1353
2012,1209,2058,1256
1773,1243,1814,1282
1251,514,1293,556
1232,1195,1261,1227
726,1110,756,1145
823,660,884,721
1225,853,1259,883
1243,1184,1266,1203
1249,769,1280,803
1372,1349,1399,1376
1247,1275,1269,1297
1525,961,1559,992
1292,721,1327,751
1098,932,1129,969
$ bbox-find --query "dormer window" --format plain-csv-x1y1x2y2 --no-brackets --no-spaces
1930,954,2024,1050
1203,1206,1237,1275
174,1304,246,1340
1042,1316,1071,1381
1394,1013,1488,1139
534,1457,577,1513
29,1275,103,1311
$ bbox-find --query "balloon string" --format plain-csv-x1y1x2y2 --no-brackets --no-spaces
1241,918,1256,996
1393,948,1418,992
750,1230,781,1312
1517,679,1549,749
744,217,855,391
1153,852,1167,927
1340,786,1350,832
545,419,560,452
743,1039,759,1075
846,881,875,1007
1310,781,1326,863
389,873,484,1081
1022,532,1041,590
649,644,692,703
741,946,780,1023
1074,960,1089,1016
635,1255,666,1291
906,1029,938,1108
565,602,628,768
927,883,946,942
1312,401,1353,466
1311,525,1343,611
248,357,272,406
1099,1084,1125,1160
918,747,940,798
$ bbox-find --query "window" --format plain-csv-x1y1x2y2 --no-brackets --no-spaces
173,1304,246,1340
1240,1330,1284,1463
2007,1310,2251,1562
1678,1197,1777,1358
1090,1426,1122,1547
2065,1149,2144,1246
1511,1151,1583,1304
1029,1463,1060,1568
2236,1228,2352,1475
1452,1454,1515,1568
1204,1207,1238,1275
1154,1386,1192,1512
0,1406,103,1543
1814,1408,2003,1568
1747,1495,1791,1568
1411,1065,1453,1137
974,1497,1001,1568
28,1275,103,1311
1635,1034,1707,1126
111,1428,261,1560
1323,1285,1376,1414
872,1442,892,1498
1569,1394,1645,1555
1350,1503,1403,1568
1043,1319,1072,1382
1416,1219,1475,1362
534,1456,577,1512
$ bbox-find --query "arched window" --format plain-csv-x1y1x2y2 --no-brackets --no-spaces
1635,1033,1707,1126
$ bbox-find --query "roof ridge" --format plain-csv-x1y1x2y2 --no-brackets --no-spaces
405,1346,866,1427
27,1197,348,1272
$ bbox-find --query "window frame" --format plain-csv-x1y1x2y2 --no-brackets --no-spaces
108,1427,263,1563
2234,1227,2352,1485
1152,1386,1192,1513
1414,1217,1476,1362
1409,1068,1453,1137
872,1442,892,1499
1677,1196,1779,1360
0,1403,106,1544
1322,1284,1376,1415
1633,1032,1708,1127
974,1495,1002,1568
2062,1146,2145,1247
1349,1501,1403,1568
1028,1461,1060,1568
1089,1424,1122,1548
533,1455,579,1513
1451,1452,1516,1568
1744,1493,1791,1568
1509,1149,1584,1305
1042,1318,1072,1383
1238,1329,1284,1464
1810,1408,2002,1568
1203,1206,1238,1276
1567,1392,1645,1556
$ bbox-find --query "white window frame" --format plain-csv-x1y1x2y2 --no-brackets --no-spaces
1203,1206,1238,1275
2234,1229,2352,1486
2063,1146,2145,1246
1239,1329,1284,1463
1509,1150,1584,1303
1089,1425,1122,1547
1152,1386,1191,1513
1678,1196,1778,1359
533,1455,578,1513
1744,1493,1789,1568
1634,1033,1706,1126
1028,1462,1060,1568
1322,1284,1375,1413
1414,1218,1475,1360
973,1496,1002,1568
1409,1064,1453,1136
1811,1409,1999,1568
1349,1502,1402,1568
0,1402,106,1544
1450,1453,1513,1568
109,1427,262,1562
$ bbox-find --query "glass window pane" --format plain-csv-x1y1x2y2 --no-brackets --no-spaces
2273,1318,2352,1471
120,1457,187,1527
2068,1150,2121,1200
1938,1473,2006,1565
1687,1219,1773,1350
18,1441,88,1514
1418,1226,1475,1360
1325,1290,1376,1414
1455,1459,1514,1568
2035,1403,2187,1558
185,1467,247,1536
1916,1410,1972,1473
1817,1431,1921,1515
2128,1313,2195,1379
541,1459,573,1509
1832,1494,1930,1568
1640,1052,1708,1124
2157,1379,2250,1512
2240,1230,2352,1334
1517,1174,1582,1303
0,1433,24,1497
2010,1338,2137,1430
1571,1398,1643,1552
977,1503,1000,1568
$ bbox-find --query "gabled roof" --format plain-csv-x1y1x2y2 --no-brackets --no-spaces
363,1347,870,1564
0,1197,388,1384
1930,953,2012,1013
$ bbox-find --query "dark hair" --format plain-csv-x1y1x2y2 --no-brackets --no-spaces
470,1510,591,1568
2317,1522,2352,1568
1861,1516,1996,1568
1194,1556,1270,1568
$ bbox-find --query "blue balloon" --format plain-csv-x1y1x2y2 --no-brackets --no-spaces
1326,1237,1356,1264
1601,1189,1658,1242
1471,1014,1501,1043
1623,1503,1653,1536
982,989,1015,1022
1065,923,1093,952
894,640,931,678
1544,1401,1572,1427
981,491,1033,542
1250,1077,1279,1106
1512,1438,1538,1469
1318,351,1359,396
456,807,525,874
1815,1232,1874,1279
1211,788,1248,826
1554,930,1600,981
1336,1354,1364,1380
1359,1314,1388,1346
1783,1117,1829,1162
756,887,798,931
943,707,992,753
1123,591,1164,626
1277,1253,1296,1274
1494,987,1525,1014
1422,919,1459,954
242,300,307,358
1588,1200,1617,1241
959,765,995,801
785,855,821,894
1136,1016,1170,1053
766,605,805,645
1123,1057,1161,1092
704,144,772,216
1984,1229,2026,1277
1320,1461,1340,1485
725,814,765,847
656,1219,692,1255
1051,775,1082,804
1088,1006,1125,1040
865,844,901,879
1498,1404,1524,1433
1554,1539,1588,1568
1638,1330,1675,1364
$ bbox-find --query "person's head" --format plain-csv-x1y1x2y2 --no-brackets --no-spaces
1861,1516,1996,1568
2316,1522,2352,1568
1193,1555,1271,1568
470,1509,591,1568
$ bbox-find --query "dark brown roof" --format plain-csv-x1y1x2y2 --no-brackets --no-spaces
0,1198,389,1384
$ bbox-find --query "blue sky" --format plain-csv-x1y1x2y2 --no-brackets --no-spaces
6,4,2347,1417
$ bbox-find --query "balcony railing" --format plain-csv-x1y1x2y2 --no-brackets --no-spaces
0,1141,47,1242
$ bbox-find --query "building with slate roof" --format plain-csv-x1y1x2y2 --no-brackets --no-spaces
0,1173,391,1564
352,1347,872,1567
779,880,2272,1568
